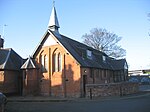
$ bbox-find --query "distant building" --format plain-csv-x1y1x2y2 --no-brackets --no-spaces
128,69,150,76
128,69,150,84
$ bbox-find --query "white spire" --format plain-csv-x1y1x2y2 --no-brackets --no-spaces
48,2,60,32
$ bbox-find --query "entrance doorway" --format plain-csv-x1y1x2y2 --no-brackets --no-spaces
83,75,87,97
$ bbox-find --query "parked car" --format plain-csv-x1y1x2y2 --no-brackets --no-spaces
141,77,150,84
129,77,139,83
0,92,7,112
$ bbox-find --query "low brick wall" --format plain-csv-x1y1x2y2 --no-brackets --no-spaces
86,82,139,98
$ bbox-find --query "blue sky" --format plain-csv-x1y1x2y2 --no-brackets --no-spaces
0,0,150,70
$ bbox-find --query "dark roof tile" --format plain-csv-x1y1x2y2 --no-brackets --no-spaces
51,31,127,70
0,48,23,70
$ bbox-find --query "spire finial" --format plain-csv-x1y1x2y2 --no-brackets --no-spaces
53,0,55,7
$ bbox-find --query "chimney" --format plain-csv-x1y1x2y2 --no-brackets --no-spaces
0,35,4,48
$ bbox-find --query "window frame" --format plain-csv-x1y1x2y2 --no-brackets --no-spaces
58,53,62,72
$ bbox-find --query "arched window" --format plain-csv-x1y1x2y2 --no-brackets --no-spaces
44,55,48,71
41,55,48,72
53,52,62,72
58,53,62,71
41,55,45,72
54,53,58,72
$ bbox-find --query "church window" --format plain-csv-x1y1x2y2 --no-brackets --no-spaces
53,48,62,73
54,53,58,72
44,55,48,71
41,55,48,72
58,53,62,72
41,55,45,72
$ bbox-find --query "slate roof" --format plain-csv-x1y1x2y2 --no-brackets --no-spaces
0,48,23,70
21,56,37,69
107,58,127,70
33,30,127,70
55,31,127,70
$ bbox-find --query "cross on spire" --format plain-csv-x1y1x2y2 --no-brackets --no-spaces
53,0,55,7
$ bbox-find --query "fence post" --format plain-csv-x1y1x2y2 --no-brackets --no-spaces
120,85,123,97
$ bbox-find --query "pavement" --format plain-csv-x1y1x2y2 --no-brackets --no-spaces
7,91,150,103
7,84,150,103
7,96,70,102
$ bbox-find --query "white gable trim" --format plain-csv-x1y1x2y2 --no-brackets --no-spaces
43,34,58,47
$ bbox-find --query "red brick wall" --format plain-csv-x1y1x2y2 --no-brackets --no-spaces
0,71,4,81
22,69,38,96
0,70,19,94
36,46,50,96
64,54,81,97
0,71,4,92
35,40,81,97
86,82,139,98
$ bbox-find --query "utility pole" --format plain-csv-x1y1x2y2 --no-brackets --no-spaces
2,24,8,39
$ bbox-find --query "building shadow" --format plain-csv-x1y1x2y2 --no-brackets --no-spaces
51,64,81,98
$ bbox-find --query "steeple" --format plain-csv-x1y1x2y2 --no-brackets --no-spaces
48,1,60,32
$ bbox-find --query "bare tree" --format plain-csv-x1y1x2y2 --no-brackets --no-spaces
82,28,126,58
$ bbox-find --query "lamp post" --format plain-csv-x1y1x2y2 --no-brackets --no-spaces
2,24,8,39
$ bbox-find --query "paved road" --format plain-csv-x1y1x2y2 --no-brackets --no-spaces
6,93,150,112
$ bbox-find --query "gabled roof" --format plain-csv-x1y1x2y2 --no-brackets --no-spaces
32,30,127,70
107,58,127,70
0,48,23,70
21,56,37,69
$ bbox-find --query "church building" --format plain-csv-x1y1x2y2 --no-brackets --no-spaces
0,4,128,98
21,4,128,97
